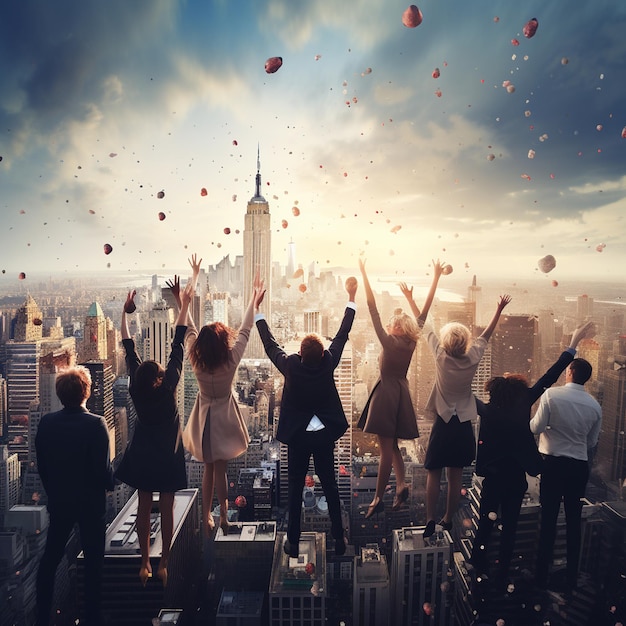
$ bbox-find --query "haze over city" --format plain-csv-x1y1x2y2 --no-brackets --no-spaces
1,0,625,284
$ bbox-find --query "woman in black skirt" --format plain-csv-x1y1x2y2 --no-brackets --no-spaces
115,279,192,587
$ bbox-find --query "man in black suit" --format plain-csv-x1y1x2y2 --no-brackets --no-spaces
254,277,357,557
36,366,114,626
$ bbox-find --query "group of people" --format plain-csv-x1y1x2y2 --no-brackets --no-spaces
34,255,602,624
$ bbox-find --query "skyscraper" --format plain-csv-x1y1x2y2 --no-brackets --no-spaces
82,302,108,361
243,148,271,359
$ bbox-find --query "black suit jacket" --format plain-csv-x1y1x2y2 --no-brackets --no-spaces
36,406,114,516
256,306,355,445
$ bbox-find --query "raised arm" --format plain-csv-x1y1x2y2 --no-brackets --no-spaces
418,259,447,326
175,282,193,326
121,290,136,340
242,270,265,331
358,258,376,307
568,320,595,351
188,253,203,291
479,294,511,343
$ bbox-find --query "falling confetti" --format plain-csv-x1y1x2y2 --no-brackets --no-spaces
521,173,531,180
435,89,442,98
265,56,283,74
363,67,372,75
432,67,440,79
442,265,453,275
493,16,500,23
561,57,569,65
537,254,556,273
89,209,96,215
293,268,304,279
104,243,113,255
528,149,535,159
314,54,321,61
402,5,423,28
511,38,520,46
281,219,288,228
292,206,300,216
506,84,516,93
109,152,117,158
18,272,26,280
224,227,231,235
487,153,496,161
235,495,247,507
232,194,237,202
552,280,559,287
596,124,603,131
298,283,307,293
523,17,539,38
157,190,165,199
201,188,208,196
158,212,166,221
596,243,606,252
525,110,531,117
232,140,238,146
622,126,626,139
390,225,402,234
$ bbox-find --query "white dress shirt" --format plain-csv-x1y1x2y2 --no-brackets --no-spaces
530,382,602,461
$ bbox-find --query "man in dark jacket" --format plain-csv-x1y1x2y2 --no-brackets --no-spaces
255,277,357,557
36,366,114,626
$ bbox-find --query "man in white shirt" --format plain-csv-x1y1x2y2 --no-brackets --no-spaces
530,358,602,591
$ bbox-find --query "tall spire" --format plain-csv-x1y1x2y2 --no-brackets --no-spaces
250,144,266,203
255,143,262,198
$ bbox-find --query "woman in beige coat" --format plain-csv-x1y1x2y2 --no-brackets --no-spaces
182,256,263,535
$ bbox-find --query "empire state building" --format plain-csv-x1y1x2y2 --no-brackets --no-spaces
243,149,271,359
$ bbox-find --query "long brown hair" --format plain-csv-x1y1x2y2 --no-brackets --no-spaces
189,322,237,371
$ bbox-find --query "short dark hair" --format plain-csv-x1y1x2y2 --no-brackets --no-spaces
56,366,92,408
569,358,592,385
300,334,324,366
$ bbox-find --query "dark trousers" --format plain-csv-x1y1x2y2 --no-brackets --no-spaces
36,508,106,626
536,455,589,589
471,470,527,579
287,431,343,546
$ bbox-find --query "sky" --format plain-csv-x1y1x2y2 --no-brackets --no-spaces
1,0,625,287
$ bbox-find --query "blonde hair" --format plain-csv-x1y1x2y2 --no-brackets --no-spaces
388,310,419,342
440,322,471,358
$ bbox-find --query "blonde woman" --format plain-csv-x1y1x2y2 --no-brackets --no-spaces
422,295,511,538
358,258,445,518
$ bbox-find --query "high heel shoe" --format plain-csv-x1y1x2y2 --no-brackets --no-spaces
392,486,409,511
364,498,384,520
139,565,152,587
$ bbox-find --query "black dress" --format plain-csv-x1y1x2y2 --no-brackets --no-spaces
115,325,188,493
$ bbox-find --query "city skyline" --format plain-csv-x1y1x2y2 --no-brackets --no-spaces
0,1,625,284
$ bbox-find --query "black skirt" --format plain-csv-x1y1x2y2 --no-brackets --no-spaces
424,414,476,470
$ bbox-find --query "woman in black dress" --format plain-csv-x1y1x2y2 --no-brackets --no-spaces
115,280,192,587
470,321,593,588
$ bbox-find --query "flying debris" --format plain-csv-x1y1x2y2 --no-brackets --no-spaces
511,38,520,46
561,57,569,65
390,225,402,234
158,212,166,221
622,127,626,139
293,268,304,279
537,254,556,273
109,153,117,158
201,188,208,196
523,17,539,38
265,56,283,74
224,227,231,235
442,265,453,275
104,243,113,255
435,89,442,98
432,68,440,79
292,206,300,216
487,153,496,161
298,284,307,293
281,219,288,229
314,54,321,61
596,243,606,252
232,140,238,146
402,5,423,28
157,190,165,199
552,280,559,287
18,272,26,280
528,149,535,159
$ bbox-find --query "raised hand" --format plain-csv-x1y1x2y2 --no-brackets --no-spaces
497,294,512,311
432,258,449,277
189,253,202,277
181,281,194,306
399,282,413,300
124,290,137,314
165,275,181,308
570,320,596,348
